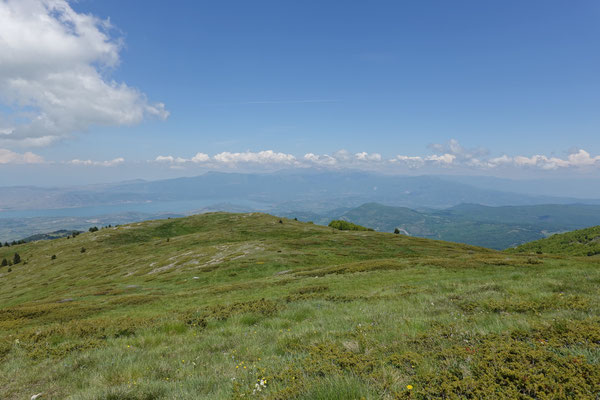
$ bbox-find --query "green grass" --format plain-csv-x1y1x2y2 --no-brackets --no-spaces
0,213,599,399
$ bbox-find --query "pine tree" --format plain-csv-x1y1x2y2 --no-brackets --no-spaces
1,258,7,267
13,253,21,264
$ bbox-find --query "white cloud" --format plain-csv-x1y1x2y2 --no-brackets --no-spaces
513,155,570,170
148,142,600,173
69,157,124,167
425,153,455,165
0,0,167,146
355,152,382,162
191,152,210,163
213,150,296,164
155,155,175,163
487,155,512,167
567,149,600,167
154,150,296,166
0,148,44,164
427,139,600,170
303,153,337,166
390,155,424,169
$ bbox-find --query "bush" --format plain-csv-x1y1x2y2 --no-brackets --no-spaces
394,228,400,234
328,220,373,231
1,258,7,267
89,226,99,232
13,253,21,264
80,247,86,253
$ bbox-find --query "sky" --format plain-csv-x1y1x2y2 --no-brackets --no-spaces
0,0,600,185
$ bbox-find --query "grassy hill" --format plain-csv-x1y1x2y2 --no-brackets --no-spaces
0,213,599,399
338,202,600,249
509,225,600,256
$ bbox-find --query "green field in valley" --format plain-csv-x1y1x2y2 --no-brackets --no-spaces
0,213,599,399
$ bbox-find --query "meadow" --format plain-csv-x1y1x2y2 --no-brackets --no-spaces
0,213,598,399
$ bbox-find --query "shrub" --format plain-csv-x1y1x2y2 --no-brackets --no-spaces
328,220,373,231
394,228,400,234
1,258,7,267
13,253,21,264
80,247,86,253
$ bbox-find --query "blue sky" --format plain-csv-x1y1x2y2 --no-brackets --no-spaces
1,0,599,184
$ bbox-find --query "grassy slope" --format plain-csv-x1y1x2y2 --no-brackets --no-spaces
508,225,600,256
0,213,599,399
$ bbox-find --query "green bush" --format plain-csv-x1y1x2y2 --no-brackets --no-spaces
328,220,373,231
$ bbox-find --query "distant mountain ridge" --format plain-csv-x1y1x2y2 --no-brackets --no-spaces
1,171,599,213
332,202,600,250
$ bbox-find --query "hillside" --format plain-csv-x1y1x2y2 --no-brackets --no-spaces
337,202,600,249
1,213,599,399
509,225,600,256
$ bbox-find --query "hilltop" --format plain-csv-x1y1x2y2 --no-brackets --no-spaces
509,225,600,257
0,213,599,399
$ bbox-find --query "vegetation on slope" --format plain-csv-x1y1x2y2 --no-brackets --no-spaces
328,220,374,231
0,213,599,399
509,225,600,257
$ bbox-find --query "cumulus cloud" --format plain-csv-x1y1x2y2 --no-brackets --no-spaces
154,150,298,167
69,157,124,167
0,0,168,146
566,149,600,167
213,150,296,165
148,141,600,173
303,153,337,166
0,148,44,164
191,152,210,163
426,140,600,170
355,152,382,162
425,154,455,165
389,156,423,169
